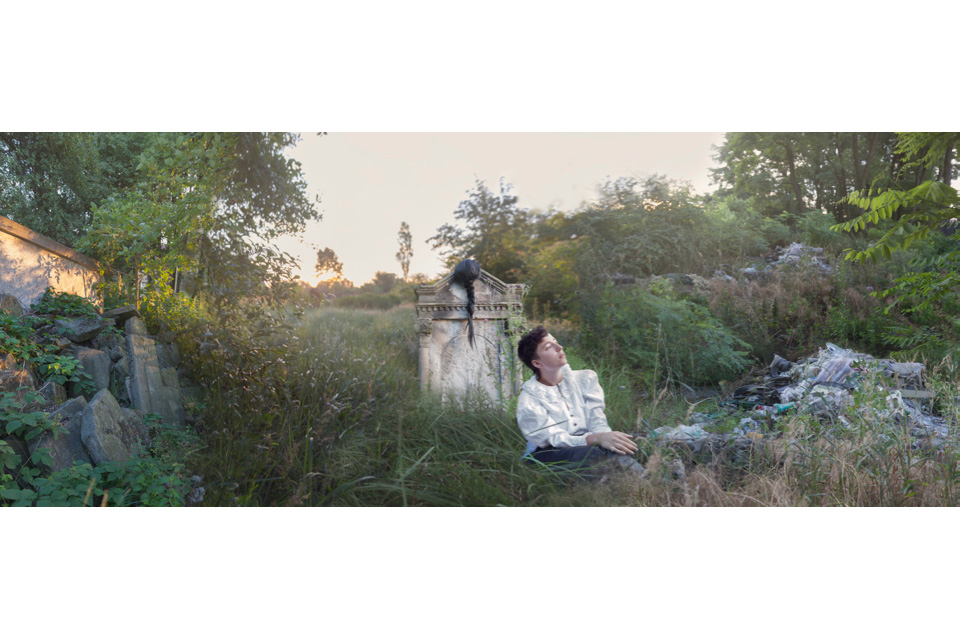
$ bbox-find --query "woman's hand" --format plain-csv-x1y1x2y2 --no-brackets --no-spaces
586,431,638,455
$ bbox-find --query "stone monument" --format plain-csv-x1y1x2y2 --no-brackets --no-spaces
415,269,525,405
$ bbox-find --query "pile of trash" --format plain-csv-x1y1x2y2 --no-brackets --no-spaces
653,343,952,457
739,242,833,279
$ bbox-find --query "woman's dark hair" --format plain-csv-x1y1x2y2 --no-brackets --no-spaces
517,325,549,376
452,258,481,348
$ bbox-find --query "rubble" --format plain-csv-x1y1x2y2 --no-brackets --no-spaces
651,342,954,460
740,242,833,279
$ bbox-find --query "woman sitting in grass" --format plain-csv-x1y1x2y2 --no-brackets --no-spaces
516,326,645,476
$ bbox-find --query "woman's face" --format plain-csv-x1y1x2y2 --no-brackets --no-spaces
533,333,566,372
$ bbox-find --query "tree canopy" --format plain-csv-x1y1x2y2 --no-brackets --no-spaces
79,132,320,321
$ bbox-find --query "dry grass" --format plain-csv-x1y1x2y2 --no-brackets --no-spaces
540,431,960,507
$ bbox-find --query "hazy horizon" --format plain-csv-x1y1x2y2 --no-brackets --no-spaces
279,132,726,286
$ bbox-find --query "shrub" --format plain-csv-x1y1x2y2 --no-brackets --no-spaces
580,284,752,387
30,288,99,318
6,458,191,507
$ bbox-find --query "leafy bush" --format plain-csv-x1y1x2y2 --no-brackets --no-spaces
0,390,64,501
30,288,99,318
794,209,848,250
0,312,45,361
701,195,791,259
5,458,191,507
580,285,752,387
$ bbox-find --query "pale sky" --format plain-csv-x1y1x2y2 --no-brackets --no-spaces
279,133,727,286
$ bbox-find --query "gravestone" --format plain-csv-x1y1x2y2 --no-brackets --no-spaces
415,269,525,405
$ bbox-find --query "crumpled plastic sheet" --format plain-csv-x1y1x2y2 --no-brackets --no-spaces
779,379,811,404
885,391,951,440
801,384,854,416
653,424,709,443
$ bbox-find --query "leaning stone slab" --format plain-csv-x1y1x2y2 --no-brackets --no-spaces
31,397,92,472
74,347,111,393
126,333,185,425
102,305,139,325
124,317,149,336
55,317,112,343
80,389,147,464
53,396,89,420
0,294,24,317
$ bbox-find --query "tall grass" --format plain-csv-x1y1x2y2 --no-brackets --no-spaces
189,306,960,507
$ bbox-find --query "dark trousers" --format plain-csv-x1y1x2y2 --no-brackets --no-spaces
526,445,632,476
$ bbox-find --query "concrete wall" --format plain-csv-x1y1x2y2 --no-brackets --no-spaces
0,215,102,313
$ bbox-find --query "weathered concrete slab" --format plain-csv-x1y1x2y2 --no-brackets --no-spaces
53,396,89,420
124,317,149,336
126,333,184,425
80,389,147,464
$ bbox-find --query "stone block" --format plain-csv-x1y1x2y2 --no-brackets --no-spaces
74,347,111,393
37,380,67,406
0,368,36,397
52,396,88,420
30,411,92,472
55,317,111,343
102,305,139,324
92,331,122,355
124,317,149,336
80,389,147,464
0,294,24,317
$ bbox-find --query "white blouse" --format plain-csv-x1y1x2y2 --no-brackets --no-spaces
516,364,613,448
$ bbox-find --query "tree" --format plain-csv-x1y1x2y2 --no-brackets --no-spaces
833,132,959,313
315,246,344,280
710,132,906,221
395,221,413,280
369,271,400,294
80,132,321,322
428,177,533,280
0,133,153,246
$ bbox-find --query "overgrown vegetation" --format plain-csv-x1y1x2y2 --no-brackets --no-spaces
3,130,958,506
